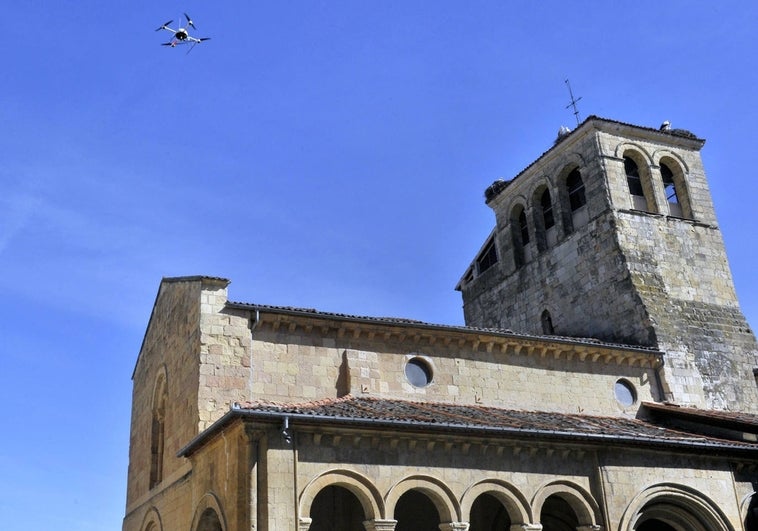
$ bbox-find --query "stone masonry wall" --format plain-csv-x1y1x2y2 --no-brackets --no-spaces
197,287,253,430
601,129,758,412
460,119,758,412
126,278,203,508
246,319,660,417
612,211,758,411
462,209,654,345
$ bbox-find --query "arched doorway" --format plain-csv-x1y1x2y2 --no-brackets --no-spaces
309,485,366,531
632,500,726,531
636,519,676,531
540,494,579,531
395,489,440,531
195,508,222,531
621,484,733,531
745,493,758,531
469,492,512,530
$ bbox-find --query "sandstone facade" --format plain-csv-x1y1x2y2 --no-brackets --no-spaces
124,118,758,531
458,118,758,413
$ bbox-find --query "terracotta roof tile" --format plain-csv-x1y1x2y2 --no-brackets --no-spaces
234,396,757,452
228,301,659,352
643,401,758,431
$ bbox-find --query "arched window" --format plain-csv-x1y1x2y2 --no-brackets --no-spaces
540,190,555,230
660,161,690,218
625,157,648,212
150,374,167,489
511,205,530,267
518,210,529,245
661,164,678,203
562,168,588,233
541,310,554,335
538,188,558,248
567,169,586,210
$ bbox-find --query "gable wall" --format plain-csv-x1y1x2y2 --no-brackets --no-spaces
126,279,203,508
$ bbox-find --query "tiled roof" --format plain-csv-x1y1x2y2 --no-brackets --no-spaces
230,396,758,453
233,302,427,325
643,401,758,431
228,301,659,353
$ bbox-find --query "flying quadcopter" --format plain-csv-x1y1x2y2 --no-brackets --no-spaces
156,13,210,52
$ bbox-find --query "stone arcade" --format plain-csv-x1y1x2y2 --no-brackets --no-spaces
123,117,758,531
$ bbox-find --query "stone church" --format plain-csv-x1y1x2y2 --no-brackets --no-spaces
123,117,758,531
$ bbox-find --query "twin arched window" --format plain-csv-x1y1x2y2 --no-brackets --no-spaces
509,168,588,268
624,155,690,217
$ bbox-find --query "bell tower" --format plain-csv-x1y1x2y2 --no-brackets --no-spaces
457,116,758,412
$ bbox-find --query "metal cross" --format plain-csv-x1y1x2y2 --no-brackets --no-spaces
565,79,582,126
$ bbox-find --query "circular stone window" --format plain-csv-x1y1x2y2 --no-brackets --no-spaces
405,357,433,387
614,378,637,407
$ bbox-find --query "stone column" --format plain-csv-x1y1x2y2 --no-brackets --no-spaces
298,517,312,531
363,519,397,531
576,526,603,531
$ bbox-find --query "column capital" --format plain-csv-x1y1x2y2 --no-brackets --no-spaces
439,523,469,531
363,519,398,531
511,525,543,531
298,516,312,531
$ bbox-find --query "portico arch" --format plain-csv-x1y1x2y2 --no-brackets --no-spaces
386,475,460,523
532,480,601,529
619,483,733,531
299,469,384,522
461,479,532,527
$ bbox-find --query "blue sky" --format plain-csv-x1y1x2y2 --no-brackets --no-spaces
2,2,757,529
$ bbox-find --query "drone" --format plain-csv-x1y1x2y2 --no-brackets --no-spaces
156,13,210,52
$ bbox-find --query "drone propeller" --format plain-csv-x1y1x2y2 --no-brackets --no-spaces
186,37,211,54
155,19,173,31
184,12,196,29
